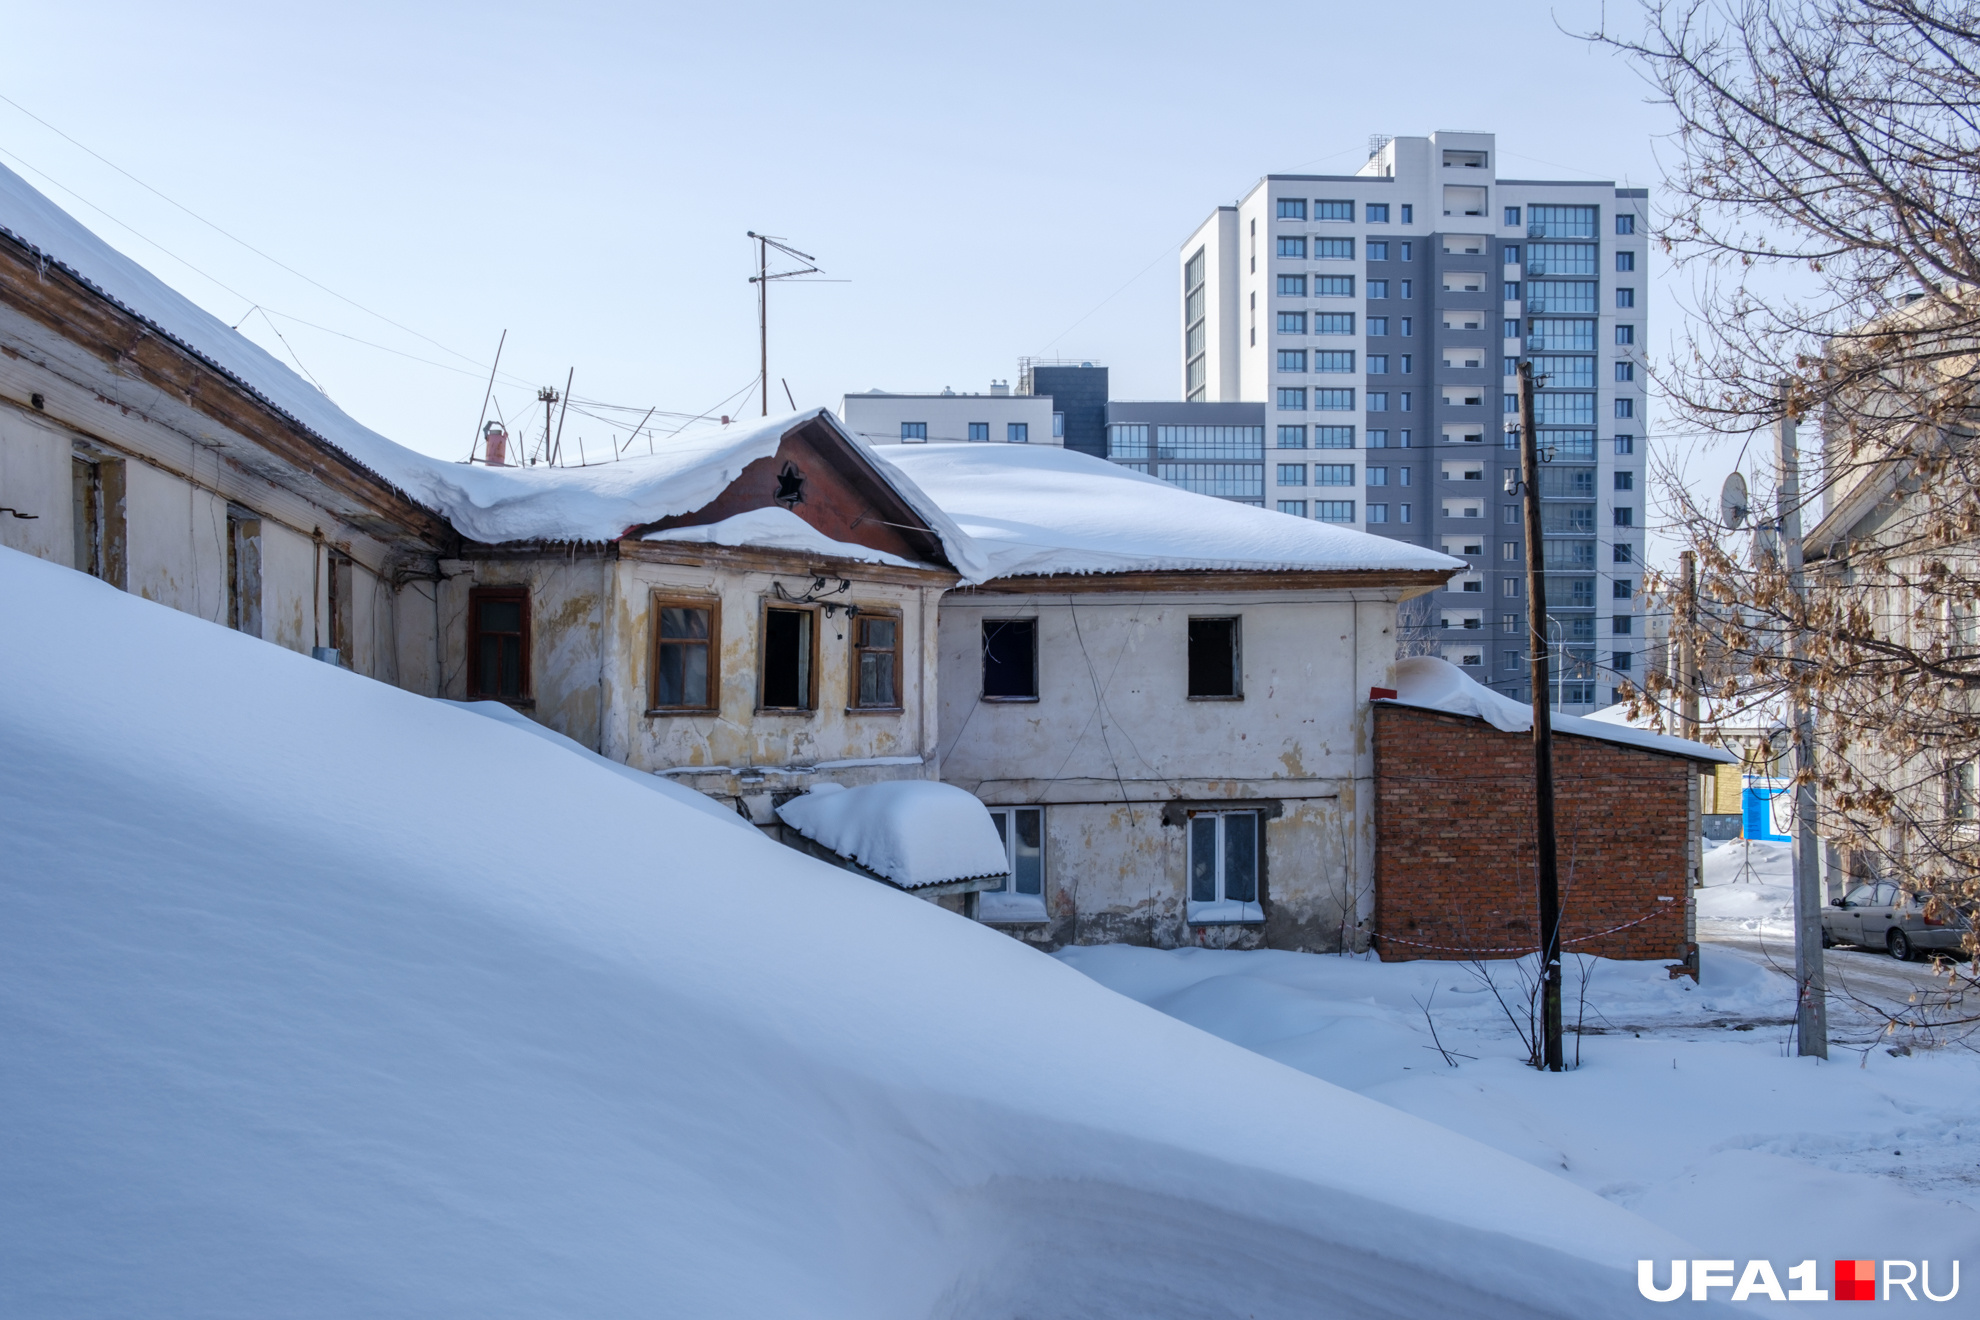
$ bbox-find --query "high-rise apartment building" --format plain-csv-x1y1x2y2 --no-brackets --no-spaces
1168,131,1647,709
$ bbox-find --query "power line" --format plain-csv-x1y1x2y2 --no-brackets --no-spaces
0,91,489,373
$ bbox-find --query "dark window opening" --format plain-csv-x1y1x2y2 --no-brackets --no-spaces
468,588,529,700
761,607,814,709
1187,617,1241,698
982,619,1037,699
655,601,717,710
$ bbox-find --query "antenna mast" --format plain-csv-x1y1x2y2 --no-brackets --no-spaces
746,232,822,418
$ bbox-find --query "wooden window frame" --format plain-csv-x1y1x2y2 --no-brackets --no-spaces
466,585,532,705
757,600,820,715
847,608,905,713
648,593,722,715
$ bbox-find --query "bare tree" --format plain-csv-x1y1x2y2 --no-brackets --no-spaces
1592,1,1980,975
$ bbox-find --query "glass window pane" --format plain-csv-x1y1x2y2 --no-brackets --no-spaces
858,652,895,707
1190,816,1219,903
865,618,896,650
498,636,522,697
660,606,708,640
659,642,708,707
1014,808,1043,896
1223,813,1258,903
480,600,521,633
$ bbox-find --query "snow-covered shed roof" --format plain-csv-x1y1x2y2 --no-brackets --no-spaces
642,507,924,570
1378,657,1735,764
0,165,984,572
876,443,1466,582
774,781,1010,891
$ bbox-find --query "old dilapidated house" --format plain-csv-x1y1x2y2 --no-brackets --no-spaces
880,443,1464,950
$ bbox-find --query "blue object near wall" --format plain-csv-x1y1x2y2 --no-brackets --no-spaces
1742,778,1793,842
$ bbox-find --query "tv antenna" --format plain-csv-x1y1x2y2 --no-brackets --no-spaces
746,232,837,417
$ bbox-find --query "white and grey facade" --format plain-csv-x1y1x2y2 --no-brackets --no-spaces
1172,131,1648,709
840,385,1062,448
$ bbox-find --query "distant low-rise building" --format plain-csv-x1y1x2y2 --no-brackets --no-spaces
839,384,1059,448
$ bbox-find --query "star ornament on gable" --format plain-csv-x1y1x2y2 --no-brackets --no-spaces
774,462,805,508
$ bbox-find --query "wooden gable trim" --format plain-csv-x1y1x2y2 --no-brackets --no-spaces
618,537,958,588
0,230,453,549
631,414,951,569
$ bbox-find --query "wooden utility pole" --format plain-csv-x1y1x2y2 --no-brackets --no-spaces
1517,360,1565,1072
1676,551,1700,741
1776,406,1829,1059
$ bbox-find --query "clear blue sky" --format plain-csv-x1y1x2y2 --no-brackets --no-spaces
6,0,1730,556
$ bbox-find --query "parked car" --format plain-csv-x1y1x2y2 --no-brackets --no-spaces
1823,881,1973,959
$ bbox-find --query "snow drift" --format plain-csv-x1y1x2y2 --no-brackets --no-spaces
775,780,1010,890
0,545,1699,1317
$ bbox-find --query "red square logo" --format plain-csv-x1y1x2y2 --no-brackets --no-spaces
1836,1260,1877,1301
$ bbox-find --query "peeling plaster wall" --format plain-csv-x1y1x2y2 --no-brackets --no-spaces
0,386,436,693
440,551,946,818
937,588,1403,952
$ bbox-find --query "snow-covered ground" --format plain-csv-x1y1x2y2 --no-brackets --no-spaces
1060,942,1980,1272
1,543,1707,1318
1697,837,1797,935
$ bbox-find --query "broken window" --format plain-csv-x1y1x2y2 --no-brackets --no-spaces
326,551,354,664
979,805,1047,923
70,453,125,586
653,599,718,711
1187,810,1262,923
468,587,529,701
981,619,1037,699
1187,617,1242,698
225,509,262,637
851,613,900,709
760,606,815,710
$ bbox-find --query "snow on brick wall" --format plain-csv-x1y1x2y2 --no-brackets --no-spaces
1373,704,1692,963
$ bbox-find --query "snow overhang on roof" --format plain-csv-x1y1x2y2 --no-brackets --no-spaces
0,165,988,575
1377,657,1736,764
876,443,1465,583
773,781,1011,892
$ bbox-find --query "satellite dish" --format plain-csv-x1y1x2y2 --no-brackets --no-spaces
1720,471,1749,529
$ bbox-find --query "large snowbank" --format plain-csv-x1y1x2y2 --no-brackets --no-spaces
1062,944,1980,1269
0,166,985,573
774,780,1010,889
878,443,1467,580
1382,657,1734,763
0,544,1696,1317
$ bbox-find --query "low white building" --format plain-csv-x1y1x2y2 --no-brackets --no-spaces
880,443,1461,950
840,386,1060,448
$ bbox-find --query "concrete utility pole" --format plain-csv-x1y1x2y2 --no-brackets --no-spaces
1776,407,1829,1059
1516,360,1565,1072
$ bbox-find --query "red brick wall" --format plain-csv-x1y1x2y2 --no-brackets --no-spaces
1373,704,1692,962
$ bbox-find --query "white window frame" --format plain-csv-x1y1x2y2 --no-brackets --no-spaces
980,806,1048,923
1186,809,1263,924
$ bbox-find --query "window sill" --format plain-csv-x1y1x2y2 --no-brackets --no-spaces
1186,694,1244,702
844,705,905,715
1188,901,1265,925
978,897,1049,925
469,695,535,709
753,707,817,717
646,707,718,717
980,695,1039,704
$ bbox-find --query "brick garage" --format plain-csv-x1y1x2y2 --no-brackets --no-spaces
1372,702,1709,963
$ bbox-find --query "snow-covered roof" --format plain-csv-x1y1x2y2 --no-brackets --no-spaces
774,781,1010,890
1379,657,1736,763
876,443,1466,581
1587,692,1784,739
642,506,924,570
0,166,984,570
